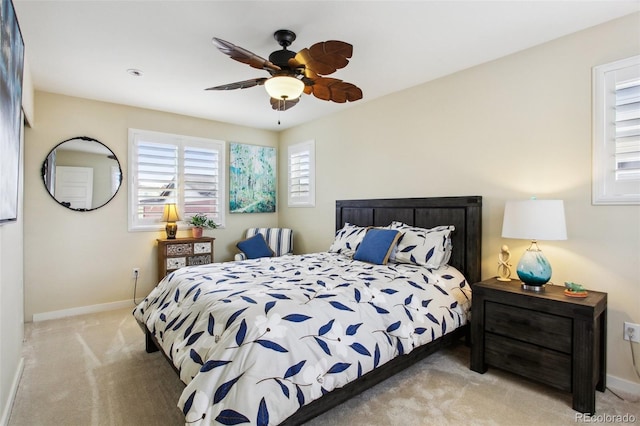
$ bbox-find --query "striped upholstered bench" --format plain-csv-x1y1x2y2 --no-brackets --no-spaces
234,228,294,261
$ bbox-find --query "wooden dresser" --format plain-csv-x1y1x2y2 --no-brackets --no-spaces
470,277,607,414
157,237,215,281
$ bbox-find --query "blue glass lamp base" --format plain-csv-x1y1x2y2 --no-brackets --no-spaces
516,244,552,291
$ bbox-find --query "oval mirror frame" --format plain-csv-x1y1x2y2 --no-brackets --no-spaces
41,136,123,211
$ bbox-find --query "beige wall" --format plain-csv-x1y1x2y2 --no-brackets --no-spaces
23,92,278,320
279,14,640,387
1,51,32,422
0,127,24,424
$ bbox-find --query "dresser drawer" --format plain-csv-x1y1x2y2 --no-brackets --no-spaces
166,257,186,271
485,301,572,353
187,254,212,266
194,242,212,254
165,243,194,256
485,333,571,391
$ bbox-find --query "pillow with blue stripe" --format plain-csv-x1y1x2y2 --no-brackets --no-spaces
237,233,274,259
387,221,454,269
353,228,401,265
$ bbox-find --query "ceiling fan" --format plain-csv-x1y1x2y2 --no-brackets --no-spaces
206,29,363,112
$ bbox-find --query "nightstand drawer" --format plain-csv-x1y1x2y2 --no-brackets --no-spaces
485,333,571,391
157,237,215,281
485,301,572,353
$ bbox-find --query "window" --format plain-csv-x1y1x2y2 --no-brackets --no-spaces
287,140,315,207
128,129,226,231
592,55,640,205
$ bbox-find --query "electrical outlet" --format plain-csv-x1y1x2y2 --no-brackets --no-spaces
623,322,640,343
132,267,140,279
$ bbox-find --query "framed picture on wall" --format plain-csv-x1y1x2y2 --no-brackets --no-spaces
229,143,276,213
0,0,25,223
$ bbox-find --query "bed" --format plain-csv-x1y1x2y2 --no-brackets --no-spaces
134,196,482,425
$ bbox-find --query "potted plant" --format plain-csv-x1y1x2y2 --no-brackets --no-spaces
188,213,218,238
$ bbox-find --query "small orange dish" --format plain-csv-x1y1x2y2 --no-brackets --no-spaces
564,289,588,298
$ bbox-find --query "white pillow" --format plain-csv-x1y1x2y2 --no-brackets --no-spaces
387,221,454,269
328,223,370,258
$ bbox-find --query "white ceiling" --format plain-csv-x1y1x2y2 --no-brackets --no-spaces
13,1,640,131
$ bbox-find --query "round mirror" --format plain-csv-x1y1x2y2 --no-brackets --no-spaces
41,136,122,211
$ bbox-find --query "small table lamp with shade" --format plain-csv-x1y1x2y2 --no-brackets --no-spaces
501,198,567,291
162,203,180,239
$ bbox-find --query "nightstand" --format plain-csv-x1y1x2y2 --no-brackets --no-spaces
157,237,215,281
470,277,607,414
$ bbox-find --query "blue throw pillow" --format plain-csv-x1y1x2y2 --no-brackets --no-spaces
237,233,274,259
353,229,401,265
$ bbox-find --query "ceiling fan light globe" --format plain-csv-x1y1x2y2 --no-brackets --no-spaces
265,76,304,100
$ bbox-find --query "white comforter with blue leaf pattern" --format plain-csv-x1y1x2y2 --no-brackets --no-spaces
133,252,471,426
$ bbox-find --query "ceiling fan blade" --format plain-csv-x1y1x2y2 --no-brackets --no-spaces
290,40,353,76
212,37,281,72
307,77,363,103
270,97,300,111
205,78,267,91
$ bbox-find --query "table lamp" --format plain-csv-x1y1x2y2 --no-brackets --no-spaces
162,203,180,239
501,199,567,291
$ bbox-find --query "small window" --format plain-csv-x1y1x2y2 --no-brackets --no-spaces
288,140,315,207
592,55,640,205
128,129,226,231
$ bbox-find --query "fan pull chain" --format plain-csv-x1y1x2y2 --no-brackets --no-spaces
277,97,284,125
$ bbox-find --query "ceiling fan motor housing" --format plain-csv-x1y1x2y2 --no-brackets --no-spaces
269,49,296,69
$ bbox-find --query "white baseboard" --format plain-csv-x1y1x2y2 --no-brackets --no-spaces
32,299,134,322
1,357,24,426
607,374,640,396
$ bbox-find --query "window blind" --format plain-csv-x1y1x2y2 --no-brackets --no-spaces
134,141,178,222
288,140,315,207
592,55,640,204
289,151,310,198
614,76,640,181
183,146,221,218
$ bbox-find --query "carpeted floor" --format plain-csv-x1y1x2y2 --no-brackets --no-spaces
8,307,640,425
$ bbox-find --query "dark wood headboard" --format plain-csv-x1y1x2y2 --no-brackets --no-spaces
335,196,482,284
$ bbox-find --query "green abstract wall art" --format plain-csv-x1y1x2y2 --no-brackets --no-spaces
229,143,276,213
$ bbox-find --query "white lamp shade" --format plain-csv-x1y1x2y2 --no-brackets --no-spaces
161,203,180,222
502,199,567,241
264,76,304,100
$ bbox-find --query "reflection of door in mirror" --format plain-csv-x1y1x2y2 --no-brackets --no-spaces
54,147,112,208
54,166,93,209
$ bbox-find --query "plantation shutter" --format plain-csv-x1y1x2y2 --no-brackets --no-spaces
593,56,640,204
133,139,178,225
290,151,310,197
183,145,222,220
288,140,315,207
614,74,640,181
